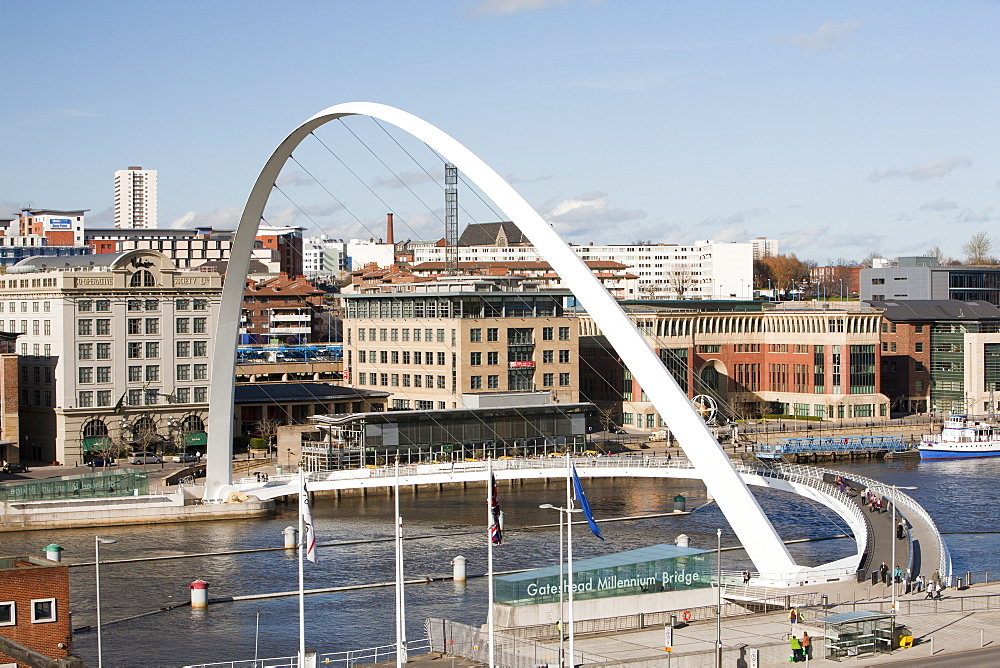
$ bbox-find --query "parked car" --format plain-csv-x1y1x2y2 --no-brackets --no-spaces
129,452,162,464
173,453,200,463
2,462,29,474
88,457,116,468
609,427,628,434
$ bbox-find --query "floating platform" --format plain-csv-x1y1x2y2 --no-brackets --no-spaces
754,436,910,463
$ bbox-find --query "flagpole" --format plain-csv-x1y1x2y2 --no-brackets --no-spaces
566,453,575,668
487,458,496,668
297,467,306,667
394,458,407,667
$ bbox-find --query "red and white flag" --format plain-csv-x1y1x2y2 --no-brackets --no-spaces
489,472,503,545
300,480,317,563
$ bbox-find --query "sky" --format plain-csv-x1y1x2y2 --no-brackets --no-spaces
2,0,999,265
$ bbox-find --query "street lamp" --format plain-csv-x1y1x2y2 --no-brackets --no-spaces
95,536,117,668
539,503,582,667
890,486,917,617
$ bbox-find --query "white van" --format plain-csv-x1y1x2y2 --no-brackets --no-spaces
129,452,162,464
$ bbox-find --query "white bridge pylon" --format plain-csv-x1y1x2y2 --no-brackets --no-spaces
206,102,800,576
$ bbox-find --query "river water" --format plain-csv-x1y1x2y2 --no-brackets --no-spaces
3,458,998,667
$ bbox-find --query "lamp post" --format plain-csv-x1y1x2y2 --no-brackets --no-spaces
839,279,844,301
254,609,261,663
716,528,722,668
95,536,117,668
890,485,917,617
540,503,582,667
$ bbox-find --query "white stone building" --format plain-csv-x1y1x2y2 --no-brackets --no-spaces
3,250,221,464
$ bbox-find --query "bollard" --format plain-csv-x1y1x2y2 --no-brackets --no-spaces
675,534,690,548
283,526,298,550
452,555,467,582
190,579,210,608
958,578,963,590
43,544,64,562
821,594,829,609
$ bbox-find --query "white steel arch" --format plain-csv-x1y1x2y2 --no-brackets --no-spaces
206,102,800,575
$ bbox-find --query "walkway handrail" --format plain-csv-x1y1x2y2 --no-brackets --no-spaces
778,463,951,578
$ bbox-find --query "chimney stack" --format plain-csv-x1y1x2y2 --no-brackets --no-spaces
386,213,395,245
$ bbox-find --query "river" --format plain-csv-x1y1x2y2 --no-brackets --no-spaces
3,458,997,667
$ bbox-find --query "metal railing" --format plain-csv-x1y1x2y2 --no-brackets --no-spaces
0,469,149,503
184,638,430,668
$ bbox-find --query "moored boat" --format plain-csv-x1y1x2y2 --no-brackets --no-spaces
919,415,1000,459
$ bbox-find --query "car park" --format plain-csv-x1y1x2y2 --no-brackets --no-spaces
129,452,162,464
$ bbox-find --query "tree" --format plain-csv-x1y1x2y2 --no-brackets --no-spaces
669,270,695,299
924,246,951,265
760,254,810,294
962,231,996,265
256,416,284,454
860,251,883,268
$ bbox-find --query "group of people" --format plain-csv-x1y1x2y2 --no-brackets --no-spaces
253,471,270,482
878,562,944,597
863,488,887,513
789,630,812,662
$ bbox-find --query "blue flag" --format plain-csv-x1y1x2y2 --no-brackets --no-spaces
571,465,604,541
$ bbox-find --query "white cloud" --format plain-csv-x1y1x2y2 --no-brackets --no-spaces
169,206,241,230
784,20,860,51
470,0,568,17
955,207,995,224
700,208,768,227
544,191,646,224
275,171,313,187
711,227,752,243
779,227,830,252
505,173,555,184
919,198,959,211
868,156,972,183
372,170,441,189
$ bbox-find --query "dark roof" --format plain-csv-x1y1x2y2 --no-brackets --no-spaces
457,222,528,247
868,299,1000,321
233,383,389,404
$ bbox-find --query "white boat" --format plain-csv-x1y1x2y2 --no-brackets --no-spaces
919,415,1000,460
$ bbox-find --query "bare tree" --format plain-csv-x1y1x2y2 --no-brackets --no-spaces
256,416,285,454
639,282,659,300
924,246,951,265
962,231,996,265
669,270,695,299
860,251,883,268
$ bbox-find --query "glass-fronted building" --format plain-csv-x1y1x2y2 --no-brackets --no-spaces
495,544,713,606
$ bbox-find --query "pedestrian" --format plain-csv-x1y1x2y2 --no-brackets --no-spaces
789,635,803,662
880,562,889,584
924,581,935,599
743,569,751,585
932,569,941,585
934,581,944,599
894,566,903,584
801,632,812,660
788,607,798,625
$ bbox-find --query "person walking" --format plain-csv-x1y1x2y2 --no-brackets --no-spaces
788,607,798,625
790,635,803,662
743,569,751,585
880,562,889,584
801,632,812,660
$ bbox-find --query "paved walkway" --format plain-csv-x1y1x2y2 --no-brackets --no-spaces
524,579,1000,666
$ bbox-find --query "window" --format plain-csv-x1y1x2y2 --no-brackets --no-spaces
487,351,498,365
193,341,207,357
176,341,190,357
559,327,570,341
96,319,110,335
129,300,143,311
391,328,398,341
402,351,411,364
559,372,570,386
194,387,207,402
915,342,924,353
97,343,111,360
380,373,389,386
470,375,482,389
78,300,93,312
437,352,446,365
128,319,142,335
470,328,482,342
175,298,190,310
915,325,924,333
391,351,399,364
128,389,142,406
488,374,499,389
193,299,208,311
97,390,112,407
145,342,159,358
426,374,433,387
543,373,554,386
380,328,388,341
380,351,389,364
402,374,410,387
437,375,446,388
194,364,208,380
358,351,367,363
31,598,56,624
559,350,570,363
43,320,50,335
358,328,365,341
78,391,93,407
78,319,93,335
542,327,554,341
487,328,498,342
414,351,422,365
413,375,422,387
130,270,155,287
145,365,160,382
128,342,142,359
176,318,190,333
436,328,445,342
391,374,399,386
79,343,93,360
129,366,142,382
95,299,110,312
416,400,433,410
78,367,93,383
470,352,482,366
97,367,111,383
543,350,554,364
177,364,191,380
175,387,190,403
145,299,158,311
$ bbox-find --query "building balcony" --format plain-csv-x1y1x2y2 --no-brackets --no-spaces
271,313,311,323
270,325,311,335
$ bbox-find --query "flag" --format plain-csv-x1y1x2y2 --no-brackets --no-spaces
571,465,604,541
489,472,503,545
113,392,126,415
300,479,317,563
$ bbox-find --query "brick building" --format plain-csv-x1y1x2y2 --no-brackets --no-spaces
578,303,889,429
241,275,329,345
0,556,74,666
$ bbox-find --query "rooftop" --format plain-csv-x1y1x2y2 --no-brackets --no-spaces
869,299,1000,321
234,383,388,404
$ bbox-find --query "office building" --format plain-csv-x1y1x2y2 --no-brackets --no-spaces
861,257,1000,306
114,166,158,229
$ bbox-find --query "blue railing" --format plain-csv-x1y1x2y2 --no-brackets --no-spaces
755,435,909,458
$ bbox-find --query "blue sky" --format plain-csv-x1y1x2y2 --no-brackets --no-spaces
2,0,998,264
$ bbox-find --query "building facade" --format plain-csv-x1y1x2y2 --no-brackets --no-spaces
0,556,74,666
2,250,221,464
241,275,328,344
114,166,158,229
578,305,889,429
343,278,579,410
861,258,1000,306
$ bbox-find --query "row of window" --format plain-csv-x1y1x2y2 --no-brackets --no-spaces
125,317,209,335
77,387,208,407
0,598,56,626
1,301,51,313
78,363,210,384
358,327,447,343
882,341,924,353
359,350,448,366
357,373,447,388
390,399,446,410
8,320,51,335
123,341,209,360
